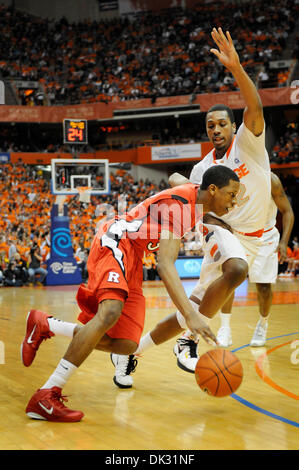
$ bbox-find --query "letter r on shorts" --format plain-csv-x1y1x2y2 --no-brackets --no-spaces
107,272,120,283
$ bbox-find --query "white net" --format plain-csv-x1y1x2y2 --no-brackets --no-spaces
77,186,91,203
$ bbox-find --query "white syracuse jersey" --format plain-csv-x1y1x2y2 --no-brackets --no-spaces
249,196,280,284
264,196,277,231
190,122,271,234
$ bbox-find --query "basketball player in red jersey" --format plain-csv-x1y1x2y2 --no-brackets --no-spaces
23,165,245,422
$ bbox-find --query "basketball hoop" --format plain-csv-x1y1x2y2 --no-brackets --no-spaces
77,186,91,203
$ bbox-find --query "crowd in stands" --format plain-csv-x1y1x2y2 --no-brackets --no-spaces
0,119,206,154
0,1,296,106
1,117,298,166
270,122,299,164
0,163,185,286
278,235,299,278
1,162,297,287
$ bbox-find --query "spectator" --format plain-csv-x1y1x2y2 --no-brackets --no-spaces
291,235,298,251
0,235,9,259
13,252,29,285
8,239,17,261
27,244,48,285
3,260,24,287
0,260,4,285
142,252,158,281
278,243,299,278
75,243,88,282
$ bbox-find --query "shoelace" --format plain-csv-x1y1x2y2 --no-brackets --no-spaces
126,355,138,374
255,324,266,337
32,331,53,350
177,338,197,358
51,389,69,409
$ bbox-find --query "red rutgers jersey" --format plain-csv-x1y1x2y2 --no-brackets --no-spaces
95,183,201,257
76,183,201,330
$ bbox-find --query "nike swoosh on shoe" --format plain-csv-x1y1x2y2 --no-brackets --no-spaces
38,402,54,415
27,325,37,344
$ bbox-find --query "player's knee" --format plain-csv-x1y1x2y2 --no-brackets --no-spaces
223,258,248,287
98,299,123,329
101,338,137,354
114,339,138,355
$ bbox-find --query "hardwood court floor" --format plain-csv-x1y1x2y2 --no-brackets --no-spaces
0,278,298,450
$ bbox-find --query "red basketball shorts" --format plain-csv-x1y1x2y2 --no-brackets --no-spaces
76,237,145,344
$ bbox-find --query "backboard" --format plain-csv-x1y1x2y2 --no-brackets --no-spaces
51,159,110,195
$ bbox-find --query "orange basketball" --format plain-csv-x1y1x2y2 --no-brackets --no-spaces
195,348,243,397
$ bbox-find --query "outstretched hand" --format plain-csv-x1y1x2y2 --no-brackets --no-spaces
186,310,218,347
210,27,240,72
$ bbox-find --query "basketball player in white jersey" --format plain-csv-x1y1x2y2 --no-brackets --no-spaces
106,27,274,386
110,31,295,383
242,172,294,347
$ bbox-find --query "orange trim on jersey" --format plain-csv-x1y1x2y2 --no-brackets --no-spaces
263,226,275,233
212,136,236,163
235,228,264,238
210,243,218,257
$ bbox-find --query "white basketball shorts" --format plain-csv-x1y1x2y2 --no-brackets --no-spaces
248,227,280,283
191,224,247,302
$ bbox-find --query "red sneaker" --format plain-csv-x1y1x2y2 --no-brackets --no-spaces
21,309,54,367
26,387,84,422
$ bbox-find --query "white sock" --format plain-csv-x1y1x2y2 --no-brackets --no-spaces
134,332,155,355
220,313,232,328
41,359,77,390
48,317,77,338
259,315,269,326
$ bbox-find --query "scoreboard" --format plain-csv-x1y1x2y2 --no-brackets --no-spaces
63,119,88,144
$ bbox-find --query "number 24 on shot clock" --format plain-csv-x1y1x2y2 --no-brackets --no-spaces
63,119,88,144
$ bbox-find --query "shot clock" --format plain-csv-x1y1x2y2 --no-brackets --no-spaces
63,119,88,144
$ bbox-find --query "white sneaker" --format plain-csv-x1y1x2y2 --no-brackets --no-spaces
216,326,233,347
250,320,268,347
110,354,138,389
173,337,199,373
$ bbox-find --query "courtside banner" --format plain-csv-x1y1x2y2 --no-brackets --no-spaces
0,152,10,163
175,257,203,279
151,144,201,161
46,204,82,286
0,88,294,123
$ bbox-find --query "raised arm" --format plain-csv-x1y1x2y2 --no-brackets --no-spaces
210,27,264,136
271,173,294,263
157,230,217,345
